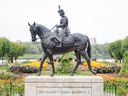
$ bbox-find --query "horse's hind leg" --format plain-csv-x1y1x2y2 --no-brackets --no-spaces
71,51,81,76
38,54,47,76
80,50,96,75
75,50,82,64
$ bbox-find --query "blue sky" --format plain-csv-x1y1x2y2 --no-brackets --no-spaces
0,0,128,44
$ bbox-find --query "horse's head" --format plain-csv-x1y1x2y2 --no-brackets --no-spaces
28,22,38,42
28,22,52,42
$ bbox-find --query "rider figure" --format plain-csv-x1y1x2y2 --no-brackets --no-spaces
54,6,71,47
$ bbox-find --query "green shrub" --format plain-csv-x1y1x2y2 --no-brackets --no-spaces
0,72,24,96
0,80,24,96
120,51,128,77
56,54,73,74
0,72,18,80
117,87,128,96
104,78,128,96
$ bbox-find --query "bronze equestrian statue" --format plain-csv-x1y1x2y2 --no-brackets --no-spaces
28,6,96,76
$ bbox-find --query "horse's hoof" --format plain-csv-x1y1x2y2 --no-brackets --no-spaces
70,73,74,76
38,73,41,76
39,58,42,61
50,74,54,77
92,71,97,75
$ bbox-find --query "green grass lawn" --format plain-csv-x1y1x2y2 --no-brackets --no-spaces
9,69,93,77
0,65,9,70
38,69,92,76
19,54,42,59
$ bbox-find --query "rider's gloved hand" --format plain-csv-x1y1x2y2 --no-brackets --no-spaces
55,24,58,27
56,25,61,28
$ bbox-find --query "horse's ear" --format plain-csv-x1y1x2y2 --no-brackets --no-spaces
58,5,60,9
28,22,31,26
34,22,36,26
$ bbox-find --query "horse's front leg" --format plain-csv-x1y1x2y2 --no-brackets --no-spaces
48,55,55,77
38,54,47,76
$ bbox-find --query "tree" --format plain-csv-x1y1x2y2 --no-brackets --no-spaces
108,40,123,63
7,42,26,63
7,42,16,63
91,43,110,59
13,43,26,62
0,38,11,64
22,42,41,54
120,51,128,76
122,37,128,53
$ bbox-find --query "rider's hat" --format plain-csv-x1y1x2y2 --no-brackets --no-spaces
58,5,65,14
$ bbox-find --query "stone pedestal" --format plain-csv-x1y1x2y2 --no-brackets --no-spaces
25,76,104,96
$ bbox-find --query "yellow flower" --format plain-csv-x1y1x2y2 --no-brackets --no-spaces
83,61,107,67
21,60,49,68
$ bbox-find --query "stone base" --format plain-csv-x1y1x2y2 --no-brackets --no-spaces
25,76,104,96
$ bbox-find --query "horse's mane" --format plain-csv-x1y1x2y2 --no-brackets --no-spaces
37,24,50,32
36,23,51,39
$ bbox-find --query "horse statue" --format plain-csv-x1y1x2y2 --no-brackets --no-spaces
28,22,96,76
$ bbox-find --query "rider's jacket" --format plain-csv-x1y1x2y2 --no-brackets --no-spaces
58,16,70,37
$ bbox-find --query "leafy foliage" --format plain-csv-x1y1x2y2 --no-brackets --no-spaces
108,37,128,63
122,37,128,53
56,54,73,74
108,40,123,63
21,42,43,54
117,87,128,96
0,38,26,63
91,43,110,59
100,74,128,96
120,51,128,76
0,72,18,80
0,73,24,96
0,38,11,58
8,42,26,63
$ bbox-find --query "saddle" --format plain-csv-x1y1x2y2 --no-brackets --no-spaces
51,31,74,46
63,35,74,45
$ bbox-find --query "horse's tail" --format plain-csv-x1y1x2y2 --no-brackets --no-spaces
86,36,91,58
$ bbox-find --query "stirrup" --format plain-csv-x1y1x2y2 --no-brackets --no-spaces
51,37,60,43
57,43,62,48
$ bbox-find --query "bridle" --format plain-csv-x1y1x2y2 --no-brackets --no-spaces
33,24,58,44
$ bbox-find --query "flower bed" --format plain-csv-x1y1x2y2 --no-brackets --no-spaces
9,60,49,73
0,73,24,96
94,66,121,74
21,61,49,68
82,61,121,74
98,74,128,96
83,61,107,67
10,65,38,73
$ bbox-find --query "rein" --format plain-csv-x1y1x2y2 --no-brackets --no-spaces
34,25,57,44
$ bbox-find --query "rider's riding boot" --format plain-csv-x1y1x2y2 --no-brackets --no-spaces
55,37,62,48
